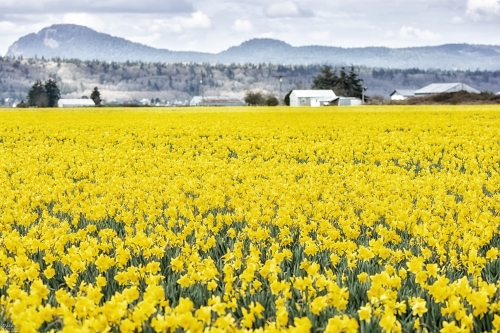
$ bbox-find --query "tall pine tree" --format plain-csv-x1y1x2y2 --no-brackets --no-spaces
347,65,363,98
311,65,363,98
44,79,61,107
311,66,339,90
27,81,48,107
90,87,101,106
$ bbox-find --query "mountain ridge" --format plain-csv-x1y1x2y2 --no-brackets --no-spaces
6,24,500,70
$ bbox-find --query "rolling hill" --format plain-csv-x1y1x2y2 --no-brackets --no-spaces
6,24,500,70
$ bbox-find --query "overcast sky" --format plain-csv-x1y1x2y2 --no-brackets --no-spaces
1,0,499,54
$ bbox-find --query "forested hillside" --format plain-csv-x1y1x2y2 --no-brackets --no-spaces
1,56,500,104
7,24,500,70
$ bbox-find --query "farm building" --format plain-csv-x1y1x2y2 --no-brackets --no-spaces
190,96,245,107
58,99,95,107
390,90,416,101
337,97,362,106
289,90,337,107
414,83,480,96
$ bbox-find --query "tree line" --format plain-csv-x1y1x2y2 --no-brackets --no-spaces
18,81,101,108
3,56,500,102
17,80,61,108
311,65,363,98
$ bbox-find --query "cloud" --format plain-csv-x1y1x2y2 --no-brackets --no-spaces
451,16,465,24
466,0,500,19
308,31,330,42
123,11,212,37
399,25,440,41
0,0,193,14
264,2,314,18
232,19,253,32
178,11,212,30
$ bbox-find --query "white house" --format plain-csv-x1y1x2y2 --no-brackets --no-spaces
289,90,337,107
58,99,96,108
390,90,416,101
496,91,500,96
414,83,480,96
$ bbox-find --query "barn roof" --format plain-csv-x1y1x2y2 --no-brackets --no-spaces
415,83,480,95
390,90,416,97
291,90,337,98
190,96,243,105
58,99,95,106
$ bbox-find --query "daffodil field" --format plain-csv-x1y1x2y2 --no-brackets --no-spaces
1,106,500,333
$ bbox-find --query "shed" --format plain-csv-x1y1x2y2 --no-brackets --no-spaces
415,83,480,96
190,96,245,106
337,97,362,106
58,99,96,107
290,90,337,107
390,90,416,101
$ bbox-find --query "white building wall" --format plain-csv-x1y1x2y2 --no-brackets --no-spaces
289,94,300,107
310,99,320,107
58,99,95,107
391,94,407,101
290,90,336,107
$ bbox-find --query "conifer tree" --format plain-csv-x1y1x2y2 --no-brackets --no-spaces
311,66,339,90
27,81,48,107
347,65,363,98
90,87,101,106
44,79,61,107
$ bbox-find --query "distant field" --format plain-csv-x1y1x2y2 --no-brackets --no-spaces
1,106,500,332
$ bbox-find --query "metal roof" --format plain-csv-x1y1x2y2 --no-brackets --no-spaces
58,99,95,105
190,96,243,105
390,90,416,97
291,90,336,98
415,83,480,95
315,96,340,102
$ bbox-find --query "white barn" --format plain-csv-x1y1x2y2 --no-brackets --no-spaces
58,99,96,108
414,83,480,96
290,90,337,107
390,90,416,101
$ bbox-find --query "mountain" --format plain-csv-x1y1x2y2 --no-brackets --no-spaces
6,24,211,63
6,24,500,70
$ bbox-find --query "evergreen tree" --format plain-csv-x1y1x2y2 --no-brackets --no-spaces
284,90,293,106
90,87,101,106
334,67,349,97
311,65,338,90
27,81,48,107
347,65,363,98
44,79,60,107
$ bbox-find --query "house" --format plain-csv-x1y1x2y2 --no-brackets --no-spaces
289,90,337,107
390,90,416,101
190,96,245,107
58,99,96,107
496,91,500,96
414,83,480,96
